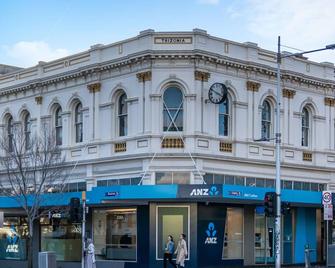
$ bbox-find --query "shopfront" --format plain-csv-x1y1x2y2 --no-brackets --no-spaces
0,184,323,268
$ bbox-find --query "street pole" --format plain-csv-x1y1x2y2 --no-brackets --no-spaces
82,191,86,268
275,35,282,268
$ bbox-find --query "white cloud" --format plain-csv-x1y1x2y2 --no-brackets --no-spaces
2,41,70,67
198,0,220,5
231,0,335,63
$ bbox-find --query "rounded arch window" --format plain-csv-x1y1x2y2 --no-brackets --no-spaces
23,112,31,149
261,100,272,140
301,107,310,147
74,102,83,143
6,115,14,152
117,93,128,137
55,106,62,145
163,87,183,131
219,97,230,136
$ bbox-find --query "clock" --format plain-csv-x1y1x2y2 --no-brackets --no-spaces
208,83,227,104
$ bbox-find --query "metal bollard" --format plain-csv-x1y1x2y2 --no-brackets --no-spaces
304,248,311,268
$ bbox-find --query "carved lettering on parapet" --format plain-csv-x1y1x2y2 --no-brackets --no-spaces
194,71,210,82
136,71,152,82
325,97,335,107
282,88,296,99
35,96,43,105
87,82,101,93
246,81,260,92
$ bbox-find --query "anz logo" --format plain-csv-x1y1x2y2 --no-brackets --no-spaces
205,222,218,244
190,186,219,197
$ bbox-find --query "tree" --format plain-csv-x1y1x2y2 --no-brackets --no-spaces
0,123,69,268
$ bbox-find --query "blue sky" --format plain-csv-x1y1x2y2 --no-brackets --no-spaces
1,0,335,67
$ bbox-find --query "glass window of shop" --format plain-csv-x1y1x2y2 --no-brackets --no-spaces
223,208,243,259
93,208,137,261
40,217,82,261
157,206,189,259
0,216,28,260
156,172,190,184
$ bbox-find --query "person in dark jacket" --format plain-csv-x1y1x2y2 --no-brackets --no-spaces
164,235,177,268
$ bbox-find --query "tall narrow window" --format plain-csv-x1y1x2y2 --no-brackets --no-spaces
301,107,309,147
7,116,13,152
55,107,62,145
75,103,83,143
219,98,230,136
261,100,271,140
24,113,31,149
118,93,128,136
163,87,183,131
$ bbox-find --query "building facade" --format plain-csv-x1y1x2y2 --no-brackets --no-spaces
0,29,334,267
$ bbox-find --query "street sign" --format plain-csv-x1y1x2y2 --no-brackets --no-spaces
322,191,332,205
324,204,333,221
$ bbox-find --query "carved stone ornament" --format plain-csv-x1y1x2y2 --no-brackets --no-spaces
325,97,335,107
136,71,152,82
87,82,101,93
35,96,43,105
246,81,260,92
282,88,296,99
194,71,210,82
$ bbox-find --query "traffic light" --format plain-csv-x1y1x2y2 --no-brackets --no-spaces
264,192,277,217
69,197,81,223
281,202,291,216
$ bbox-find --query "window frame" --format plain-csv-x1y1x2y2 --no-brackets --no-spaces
55,106,63,146
261,100,272,140
155,205,190,261
163,86,184,132
117,93,128,137
218,97,230,137
74,102,83,143
301,107,310,147
23,113,31,150
92,207,138,263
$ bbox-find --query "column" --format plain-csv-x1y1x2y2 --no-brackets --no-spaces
87,82,101,140
246,81,260,140
282,88,296,145
194,70,210,134
325,97,335,150
136,71,152,134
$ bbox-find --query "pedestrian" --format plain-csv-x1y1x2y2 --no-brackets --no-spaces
175,234,188,268
164,235,177,268
85,238,96,268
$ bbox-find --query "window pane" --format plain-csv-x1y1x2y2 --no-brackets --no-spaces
163,87,183,132
173,172,190,184
283,181,293,190
203,174,214,184
41,224,82,261
265,179,275,188
223,208,243,259
78,182,86,191
131,177,141,185
318,184,325,191
157,207,189,259
302,182,310,191
97,180,108,187
235,177,245,186
108,179,119,186
119,178,131,185
310,183,318,192
256,178,265,188
293,181,302,190
224,175,234,185
93,208,137,261
246,177,256,187
156,172,173,184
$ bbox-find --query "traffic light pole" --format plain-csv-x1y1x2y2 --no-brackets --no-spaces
275,36,282,268
81,192,86,268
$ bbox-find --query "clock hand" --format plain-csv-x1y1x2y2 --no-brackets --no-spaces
211,88,223,98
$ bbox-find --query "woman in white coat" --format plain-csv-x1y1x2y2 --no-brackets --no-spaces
85,238,96,268
174,234,188,268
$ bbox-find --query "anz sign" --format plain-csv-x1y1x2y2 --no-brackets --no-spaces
178,185,221,199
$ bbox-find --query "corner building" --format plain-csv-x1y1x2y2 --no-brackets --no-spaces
0,29,333,267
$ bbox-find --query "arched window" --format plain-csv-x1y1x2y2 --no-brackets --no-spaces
301,107,310,147
74,103,83,143
163,87,183,131
219,98,230,136
7,115,13,152
261,100,272,140
55,106,62,145
24,113,31,149
118,93,128,136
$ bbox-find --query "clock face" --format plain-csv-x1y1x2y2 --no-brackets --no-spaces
208,83,227,104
